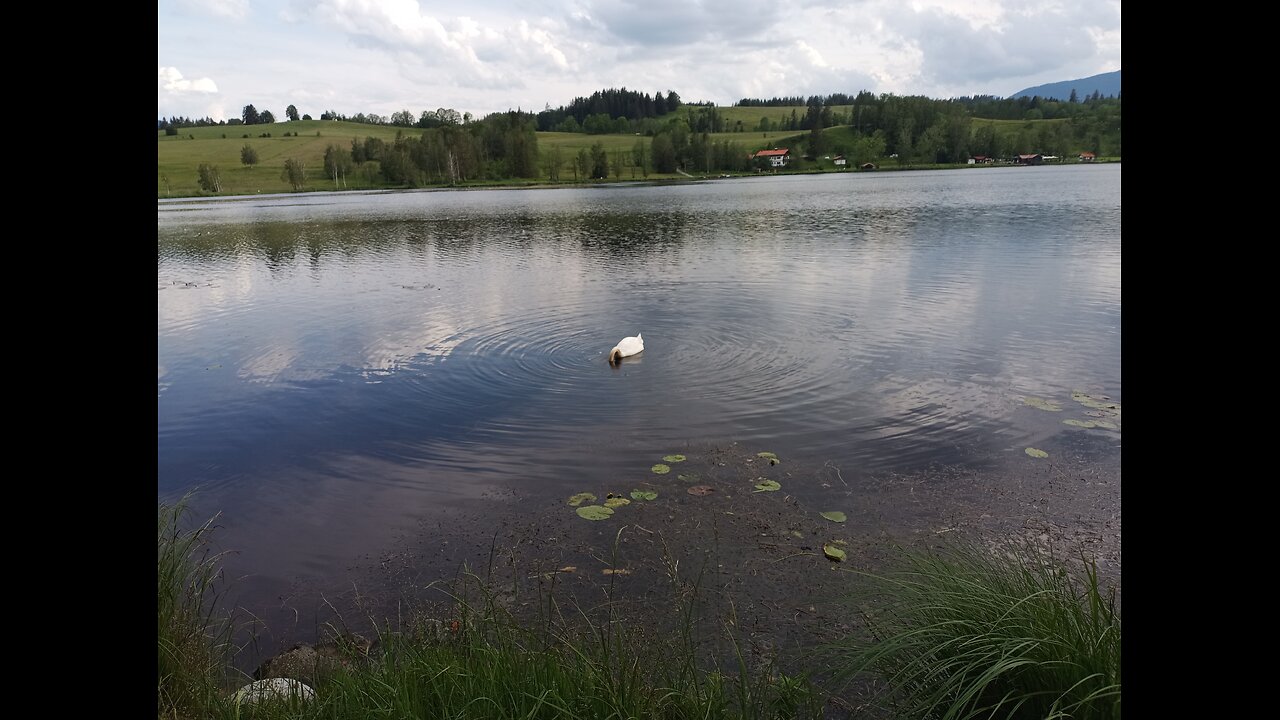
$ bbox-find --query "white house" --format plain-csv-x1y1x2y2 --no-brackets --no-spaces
753,148,791,167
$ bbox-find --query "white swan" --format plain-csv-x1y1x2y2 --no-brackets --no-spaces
608,333,643,364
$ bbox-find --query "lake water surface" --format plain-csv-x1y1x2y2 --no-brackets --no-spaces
159,165,1120,622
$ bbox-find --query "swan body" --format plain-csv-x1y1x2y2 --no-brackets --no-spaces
608,333,643,364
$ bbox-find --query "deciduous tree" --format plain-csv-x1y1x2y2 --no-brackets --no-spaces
197,163,222,193
281,158,307,191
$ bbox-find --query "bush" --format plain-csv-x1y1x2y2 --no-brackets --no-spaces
823,540,1120,719
240,143,259,167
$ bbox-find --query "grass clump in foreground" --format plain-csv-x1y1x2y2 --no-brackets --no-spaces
823,540,1120,720
157,501,823,719
158,495,237,717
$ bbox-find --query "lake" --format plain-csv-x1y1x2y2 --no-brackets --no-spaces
158,164,1120,639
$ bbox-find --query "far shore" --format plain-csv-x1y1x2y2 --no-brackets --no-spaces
158,158,1120,202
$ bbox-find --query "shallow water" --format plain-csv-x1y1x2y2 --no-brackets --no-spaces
159,164,1120,619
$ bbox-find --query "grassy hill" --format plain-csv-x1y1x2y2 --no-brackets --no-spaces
158,110,1112,198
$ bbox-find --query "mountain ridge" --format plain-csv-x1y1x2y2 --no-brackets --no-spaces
1011,70,1120,101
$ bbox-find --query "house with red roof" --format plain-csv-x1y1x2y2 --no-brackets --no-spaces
753,148,791,167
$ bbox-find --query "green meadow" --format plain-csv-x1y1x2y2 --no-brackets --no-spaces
158,109,1111,198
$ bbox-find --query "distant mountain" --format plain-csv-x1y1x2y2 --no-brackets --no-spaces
1011,70,1120,101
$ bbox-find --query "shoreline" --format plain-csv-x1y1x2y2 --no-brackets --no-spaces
157,158,1121,203
220,441,1120,676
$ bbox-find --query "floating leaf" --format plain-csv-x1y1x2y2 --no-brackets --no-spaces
1025,447,1048,458
557,566,577,573
791,530,804,538
677,473,699,483
820,511,847,523
1072,391,1120,411
602,568,632,576
651,464,671,474
753,479,781,492
1024,397,1063,412
1092,420,1118,430
567,492,597,507
604,496,631,508
1063,419,1097,428
662,454,686,463
756,451,780,465
823,544,846,562
687,485,715,496
576,505,614,520
630,490,658,501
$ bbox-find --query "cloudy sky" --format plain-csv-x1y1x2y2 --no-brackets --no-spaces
159,0,1121,123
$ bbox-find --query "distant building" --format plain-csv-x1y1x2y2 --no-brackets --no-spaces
1079,152,1097,162
1014,154,1044,165
833,155,847,166
860,163,878,170
968,155,994,164
753,148,791,167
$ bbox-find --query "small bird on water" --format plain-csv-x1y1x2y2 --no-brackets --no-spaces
608,333,643,364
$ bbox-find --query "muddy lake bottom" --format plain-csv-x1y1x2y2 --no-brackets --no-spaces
230,436,1120,711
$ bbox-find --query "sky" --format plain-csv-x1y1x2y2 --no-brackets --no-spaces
158,0,1121,123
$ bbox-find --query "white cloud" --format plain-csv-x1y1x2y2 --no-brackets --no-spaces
159,0,1120,118
159,66,219,94
159,67,226,120
179,0,250,20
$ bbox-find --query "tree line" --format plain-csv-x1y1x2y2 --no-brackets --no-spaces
174,86,1120,194
535,88,682,132
724,91,1120,161
324,110,541,187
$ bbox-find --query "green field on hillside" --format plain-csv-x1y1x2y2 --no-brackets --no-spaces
159,109,1111,198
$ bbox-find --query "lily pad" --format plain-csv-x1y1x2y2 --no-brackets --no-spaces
651,464,671,474
687,485,715,496
576,505,614,520
1072,391,1120,412
823,544,846,562
677,473,699,483
756,451,780,465
1063,419,1097,428
753,479,781,492
1025,447,1048,458
1092,420,1118,430
791,530,804,538
567,492,597,507
662,454,686,463
820,511,847,523
1024,397,1063,412
604,496,631,508
630,490,658,501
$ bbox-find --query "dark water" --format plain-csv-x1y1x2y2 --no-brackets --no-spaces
159,165,1120,616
